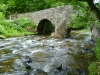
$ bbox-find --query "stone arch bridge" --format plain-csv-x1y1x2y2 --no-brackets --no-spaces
11,5,76,37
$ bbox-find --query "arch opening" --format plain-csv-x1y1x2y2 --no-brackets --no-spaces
37,19,55,35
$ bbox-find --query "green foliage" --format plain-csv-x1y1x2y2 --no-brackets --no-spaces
0,12,5,19
12,18,36,28
67,15,88,29
0,4,9,16
0,25,4,34
6,0,49,13
88,61,100,75
0,12,6,34
22,67,26,71
67,2,96,29
0,12,5,23
7,0,34,13
88,39,100,75
94,39,100,60
44,22,55,34
0,17,36,37
0,0,69,14
50,1,65,7
0,4,8,13
88,62,98,75
96,2,100,10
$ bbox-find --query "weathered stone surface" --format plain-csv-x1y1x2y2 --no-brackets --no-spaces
91,25,100,41
10,5,76,37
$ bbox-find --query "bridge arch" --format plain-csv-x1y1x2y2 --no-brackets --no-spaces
10,5,76,37
37,19,55,35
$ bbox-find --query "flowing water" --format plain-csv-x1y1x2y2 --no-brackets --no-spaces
0,31,95,75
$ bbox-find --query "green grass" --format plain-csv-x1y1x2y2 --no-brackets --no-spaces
0,16,36,38
88,39,100,75
78,29,89,32
0,24,32,38
1,26,34,38
3,30,34,38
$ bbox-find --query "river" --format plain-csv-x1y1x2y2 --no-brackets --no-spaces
0,31,95,75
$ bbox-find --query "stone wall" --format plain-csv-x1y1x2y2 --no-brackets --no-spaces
91,25,100,41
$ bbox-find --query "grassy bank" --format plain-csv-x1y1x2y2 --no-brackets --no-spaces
0,13,36,38
88,39,100,75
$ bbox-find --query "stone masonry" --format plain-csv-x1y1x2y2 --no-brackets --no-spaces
11,5,76,37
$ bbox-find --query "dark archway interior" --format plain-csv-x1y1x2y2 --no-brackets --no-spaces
37,19,55,35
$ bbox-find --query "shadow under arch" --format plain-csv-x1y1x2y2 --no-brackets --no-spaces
37,19,55,35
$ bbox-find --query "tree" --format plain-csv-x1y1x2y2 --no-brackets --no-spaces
1,0,67,14
63,0,100,37
7,0,33,14
71,0,100,20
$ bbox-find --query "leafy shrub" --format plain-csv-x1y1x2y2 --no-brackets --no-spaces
51,2,65,7
0,17,36,37
0,25,4,34
88,62,98,75
12,18,36,28
67,16,88,29
0,4,7,13
44,22,55,34
67,2,96,29
0,12,5,23
89,61,100,75
88,38,100,75
94,39,100,60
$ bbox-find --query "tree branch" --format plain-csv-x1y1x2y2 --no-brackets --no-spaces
78,0,100,20
86,0,100,20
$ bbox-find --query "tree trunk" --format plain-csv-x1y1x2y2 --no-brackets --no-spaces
86,0,100,20
78,0,100,20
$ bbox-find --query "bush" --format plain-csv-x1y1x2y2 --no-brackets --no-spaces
51,2,65,7
0,25,4,34
12,18,36,28
0,12,5,23
94,38,100,60
0,4,7,13
67,16,88,29
88,62,98,75
0,17,36,37
88,38,100,75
